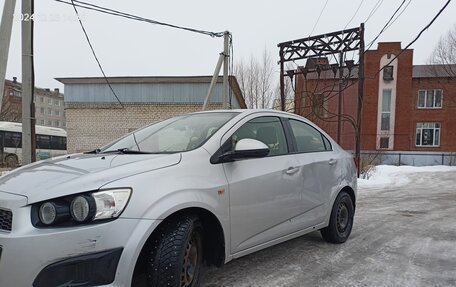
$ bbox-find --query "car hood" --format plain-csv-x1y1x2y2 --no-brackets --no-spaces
0,153,181,204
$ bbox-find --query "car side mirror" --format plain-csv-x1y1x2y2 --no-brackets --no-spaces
216,138,269,163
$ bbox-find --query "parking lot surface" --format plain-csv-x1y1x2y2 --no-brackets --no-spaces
201,168,456,287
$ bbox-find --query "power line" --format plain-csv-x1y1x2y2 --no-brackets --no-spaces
376,0,452,76
310,0,329,36
384,0,413,31
366,0,407,50
344,0,365,30
55,0,224,38
364,0,384,23
69,0,124,108
297,0,450,105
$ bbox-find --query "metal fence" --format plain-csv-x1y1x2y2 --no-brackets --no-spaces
360,151,456,167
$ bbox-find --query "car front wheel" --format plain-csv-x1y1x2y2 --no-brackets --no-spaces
147,215,203,287
320,191,354,244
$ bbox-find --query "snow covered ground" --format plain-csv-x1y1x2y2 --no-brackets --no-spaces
358,165,456,189
201,165,456,287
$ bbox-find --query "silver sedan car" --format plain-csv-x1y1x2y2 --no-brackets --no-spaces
0,110,356,287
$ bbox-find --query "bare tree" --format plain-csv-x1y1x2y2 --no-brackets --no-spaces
429,24,456,76
235,49,275,109
272,64,295,112
428,25,456,105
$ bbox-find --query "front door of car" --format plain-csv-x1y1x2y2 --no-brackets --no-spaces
221,116,303,254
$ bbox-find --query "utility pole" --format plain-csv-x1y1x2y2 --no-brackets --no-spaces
202,52,224,110
355,23,365,177
279,46,285,111
222,31,230,109
22,0,36,164
0,0,17,111
203,31,231,110
337,51,344,144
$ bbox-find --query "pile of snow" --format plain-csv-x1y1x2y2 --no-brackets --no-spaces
358,165,456,189
0,170,11,177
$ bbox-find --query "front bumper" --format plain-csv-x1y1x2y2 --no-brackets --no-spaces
0,191,160,286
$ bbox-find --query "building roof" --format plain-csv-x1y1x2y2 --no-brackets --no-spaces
412,64,456,78
55,75,246,108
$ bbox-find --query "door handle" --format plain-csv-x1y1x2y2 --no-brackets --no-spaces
285,166,299,175
328,158,337,165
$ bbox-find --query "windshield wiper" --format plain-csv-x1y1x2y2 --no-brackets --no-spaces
100,148,159,154
84,148,101,154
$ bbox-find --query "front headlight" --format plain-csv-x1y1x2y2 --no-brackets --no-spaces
92,189,131,220
32,188,132,228
70,195,96,223
38,201,70,226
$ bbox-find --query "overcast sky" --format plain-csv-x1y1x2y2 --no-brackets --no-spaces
2,0,455,90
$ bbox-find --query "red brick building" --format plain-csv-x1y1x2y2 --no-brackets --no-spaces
295,42,456,164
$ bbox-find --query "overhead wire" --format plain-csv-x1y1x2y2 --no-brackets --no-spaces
310,0,330,36
298,0,451,117
299,0,446,120
376,0,452,76
384,0,413,31
55,0,224,38
344,0,365,30
69,0,124,108
365,0,407,50
364,0,384,23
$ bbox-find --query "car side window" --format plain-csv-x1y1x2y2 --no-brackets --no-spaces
231,116,288,156
289,119,329,153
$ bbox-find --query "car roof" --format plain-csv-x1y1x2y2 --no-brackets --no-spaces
190,109,298,117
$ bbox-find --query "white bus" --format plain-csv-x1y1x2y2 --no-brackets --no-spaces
0,121,67,167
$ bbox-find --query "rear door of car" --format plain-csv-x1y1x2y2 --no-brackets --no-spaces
283,117,339,228
221,114,304,253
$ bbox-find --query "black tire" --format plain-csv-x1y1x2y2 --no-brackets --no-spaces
320,191,354,244
5,154,18,168
147,215,203,287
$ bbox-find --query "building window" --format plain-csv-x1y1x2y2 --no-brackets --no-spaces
47,108,52,115
54,99,60,106
418,90,442,108
54,121,60,127
416,123,440,147
62,121,66,127
47,120,52,126
379,137,389,149
54,110,60,116
40,107,44,114
48,98,52,105
40,96,44,103
40,119,45,125
381,89,392,131
383,65,394,81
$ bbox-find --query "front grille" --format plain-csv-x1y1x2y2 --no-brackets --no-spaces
0,209,12,232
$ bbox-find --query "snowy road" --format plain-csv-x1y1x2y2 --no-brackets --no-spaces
201,167,456,287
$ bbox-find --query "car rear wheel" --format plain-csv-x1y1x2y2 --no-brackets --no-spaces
320,191,354,244
147,215,203,287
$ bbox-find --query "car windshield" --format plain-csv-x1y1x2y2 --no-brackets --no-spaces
101,112,239,153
